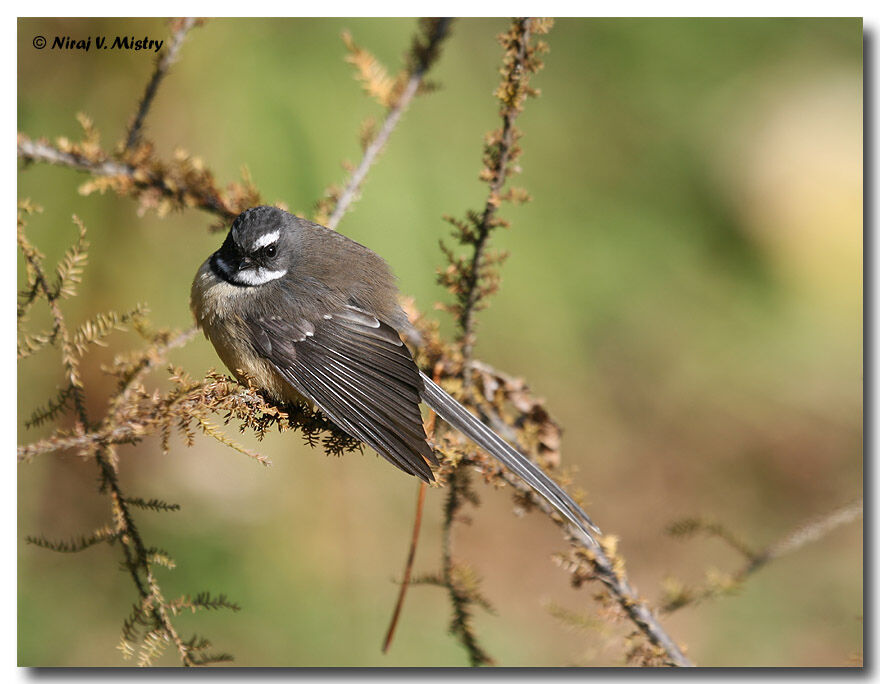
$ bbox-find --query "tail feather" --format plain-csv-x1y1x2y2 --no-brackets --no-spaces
419,373,600,543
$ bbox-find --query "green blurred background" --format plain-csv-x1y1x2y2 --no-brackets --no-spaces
17,18,862,666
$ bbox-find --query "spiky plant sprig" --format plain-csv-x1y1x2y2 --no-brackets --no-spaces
315,18,452,228
422,17,555,666
18,203,236,666
660,500,864,614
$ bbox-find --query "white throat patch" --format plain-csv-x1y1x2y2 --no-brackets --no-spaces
233,267,287,286
213,252,286,287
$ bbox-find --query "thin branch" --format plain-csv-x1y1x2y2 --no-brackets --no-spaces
17,213,88,427
461,392,693,667
18,326,201,463
326,18,451,229
19,135,132,176
18,207,198,664
98,445,197,666
17,135,236,220
498,464,693,667
125,18,200,151
739,498,864,580
431,18,552,667
19,426,139,462
662,499,863,618
16,376,273,464
109,326,199,417
382,481,427,654
456,18,542,378
441,468,494,666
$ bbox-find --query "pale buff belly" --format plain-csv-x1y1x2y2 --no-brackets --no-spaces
192,263,306,405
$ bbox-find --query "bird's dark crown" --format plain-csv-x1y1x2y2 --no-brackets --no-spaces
231,206,290,253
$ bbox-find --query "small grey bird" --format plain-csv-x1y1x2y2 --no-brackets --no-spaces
191,206,597,541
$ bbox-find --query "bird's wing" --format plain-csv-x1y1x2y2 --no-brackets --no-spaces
246,305,437,481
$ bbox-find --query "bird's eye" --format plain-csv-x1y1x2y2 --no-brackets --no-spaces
264,244,277,258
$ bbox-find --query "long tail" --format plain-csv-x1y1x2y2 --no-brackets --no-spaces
419,372,600,544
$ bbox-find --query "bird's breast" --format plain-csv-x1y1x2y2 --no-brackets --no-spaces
191,260,298,403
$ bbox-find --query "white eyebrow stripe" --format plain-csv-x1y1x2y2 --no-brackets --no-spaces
253,230,280,249
233,267,287,286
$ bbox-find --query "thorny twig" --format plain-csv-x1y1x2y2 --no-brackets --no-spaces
18,135,135,193
745,498,864,576
18,203,228,666
17,134,241,222
108,326,199,418
430,18,692,666
458,18,534,378
497,449,693,667
456,360,692,666
662,499,864,615
18,326,197,464
441,468,495,666
324,18,451,229
431,18,552,666
124,18,201,152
